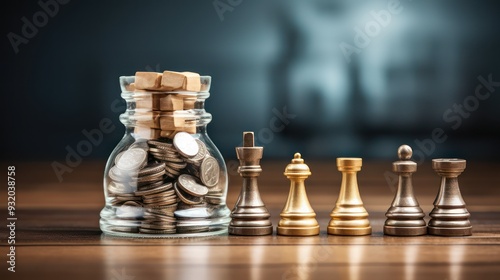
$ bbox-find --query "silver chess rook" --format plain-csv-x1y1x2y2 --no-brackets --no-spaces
428,158,472,236
384,145,427,236
228,132,273,235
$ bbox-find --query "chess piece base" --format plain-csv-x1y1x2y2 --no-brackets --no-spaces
327,226,372,236
277,225,320,236
428,226,472,236
384,225,427,236
228,225,273,236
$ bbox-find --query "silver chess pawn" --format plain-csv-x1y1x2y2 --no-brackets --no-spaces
428,158,472,236
228,132,273,235
384,145,427,236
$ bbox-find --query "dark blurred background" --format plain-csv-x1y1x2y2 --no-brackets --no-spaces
2,0,500,163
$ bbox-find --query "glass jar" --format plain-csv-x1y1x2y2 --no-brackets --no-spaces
100,75,231,237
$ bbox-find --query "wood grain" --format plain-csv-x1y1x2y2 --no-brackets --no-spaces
1,160,500,279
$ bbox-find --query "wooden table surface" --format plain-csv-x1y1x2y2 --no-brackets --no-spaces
1,160,500,280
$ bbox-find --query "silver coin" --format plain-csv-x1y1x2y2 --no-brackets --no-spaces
186,164,201,178
116,148,147,171
143,196,177,205
145,204,178,213
137,178,163,188
137,180,167,191
176,226,209,234
177,174,208,197
164,171,178,179
135,182,173,196
143,212,176,221
108,166,133,182
141,219,176,225
144,212,175,220
114,151,126,166
166,161,187,171
147,140,173,148
138,162,165,177
113,195,142,202
152,154,185,163
112,193,139,199
143,189,176,200
136,170,166,183
108,181,132,194
148,147,177,154
174,182,204,205
110,197,141,206
173,132,199,158
186,139,208,164
122,201,143,207
205,195,223,205
146,198,179,207
165,165,182,176
143,217,176,224
143,194,177,204
199,156,219,188
174,207,211,219
116,204,143,219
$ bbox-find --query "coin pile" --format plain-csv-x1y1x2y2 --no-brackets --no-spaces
106,132,221,235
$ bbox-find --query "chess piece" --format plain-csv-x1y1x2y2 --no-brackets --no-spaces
428,159,472,236
228,132,273,235
277,153,320,236
328,158,371,236
384,145,427,236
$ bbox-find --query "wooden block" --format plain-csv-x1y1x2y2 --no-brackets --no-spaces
183,119,197,134
161,71,186,91
159,94,184,111
159,113,196,130
133,126,161,139
160,125,196,139
134,93,159,110
126,82,136,92
183,97,196,110
182,72,201,92
161,71,201,92
134,93,184,111
160,116,185,130
131,111,161,129
135,72,163,90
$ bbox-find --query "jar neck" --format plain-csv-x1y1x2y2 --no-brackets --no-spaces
120,91,212,130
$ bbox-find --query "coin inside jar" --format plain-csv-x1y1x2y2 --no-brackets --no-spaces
138,162,166,176
116,148,147,171
199,156,220,188
174,182,204,205
177,174,208,196
186,139,208,164
173,132,199,158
